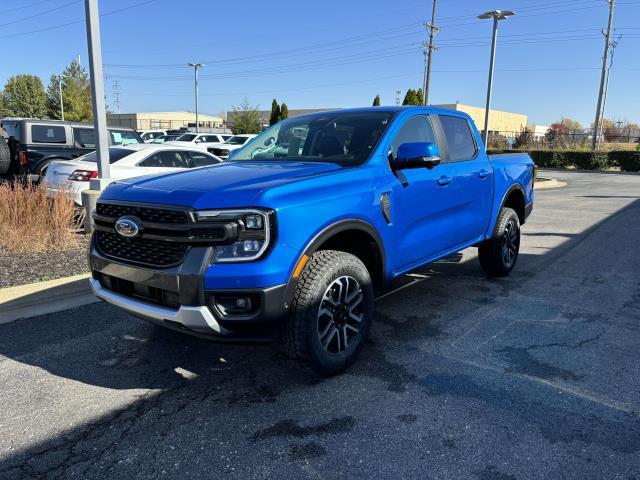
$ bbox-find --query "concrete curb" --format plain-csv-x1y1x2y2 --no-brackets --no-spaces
535,178,566,190
0,273,98,324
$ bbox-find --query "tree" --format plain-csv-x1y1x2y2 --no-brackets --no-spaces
52,58,93,122
1,74,48,118
513,127,534,149
280,102,289,121
559,117,582,131
230,98,261,134
402,88,424,106
545,123,570,148
416,88,424,106
372,94,381,106
46,74,63,119
269,98,281,126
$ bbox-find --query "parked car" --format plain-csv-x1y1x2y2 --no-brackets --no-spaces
88,106,534,374
208,134,257,159
43,144,221,206
167,133,229,150
151,134,182,144
0,118,143,182
138,129,167,143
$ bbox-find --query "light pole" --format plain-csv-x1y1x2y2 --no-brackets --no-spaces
188,63,205,132
478,10,515,147
58,74,64,121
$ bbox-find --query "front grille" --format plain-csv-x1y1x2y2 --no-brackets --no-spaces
98,273,180,309
96,202,188,223
96,230,188,267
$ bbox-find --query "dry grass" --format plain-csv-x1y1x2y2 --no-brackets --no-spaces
0,181,80,253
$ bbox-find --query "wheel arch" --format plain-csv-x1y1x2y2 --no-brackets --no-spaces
500,184,526,225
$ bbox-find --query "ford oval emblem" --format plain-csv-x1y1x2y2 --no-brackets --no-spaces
114,216,142,238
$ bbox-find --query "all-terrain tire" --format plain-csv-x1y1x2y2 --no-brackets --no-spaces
0,136,10,175
279,250,374,375
478,207,521,277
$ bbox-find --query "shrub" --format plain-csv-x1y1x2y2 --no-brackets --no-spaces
0,180,79,252
610,151,640,172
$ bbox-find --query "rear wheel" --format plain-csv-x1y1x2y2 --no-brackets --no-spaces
0,136,10,175
279,250,374,375
478,207,521,277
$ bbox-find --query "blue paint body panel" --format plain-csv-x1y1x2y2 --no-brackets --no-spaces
99,106,534,291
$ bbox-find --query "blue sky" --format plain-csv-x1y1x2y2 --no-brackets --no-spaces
2,0,639,126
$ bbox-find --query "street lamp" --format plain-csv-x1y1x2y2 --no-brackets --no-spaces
188,63,205,133
478,10,515,146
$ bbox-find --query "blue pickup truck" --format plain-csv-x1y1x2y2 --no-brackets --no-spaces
89,106,534,374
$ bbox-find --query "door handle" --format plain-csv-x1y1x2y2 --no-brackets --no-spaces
438,175,452,186
478,169,490,178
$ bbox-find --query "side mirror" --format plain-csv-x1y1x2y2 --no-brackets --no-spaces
392,142,441,170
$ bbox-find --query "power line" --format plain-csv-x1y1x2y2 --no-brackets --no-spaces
0,0,53,15
0,0,160,38
0,0,81,28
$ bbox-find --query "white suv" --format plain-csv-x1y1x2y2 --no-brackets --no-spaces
139,129,167,143
208,134,257,159
167,133,230,150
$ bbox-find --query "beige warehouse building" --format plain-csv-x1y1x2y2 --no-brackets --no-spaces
435,103,528,134
108,111,224,131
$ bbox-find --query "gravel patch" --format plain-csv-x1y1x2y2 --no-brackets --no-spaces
0,236,89,289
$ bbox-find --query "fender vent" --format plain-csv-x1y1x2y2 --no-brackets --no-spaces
381,192,392,224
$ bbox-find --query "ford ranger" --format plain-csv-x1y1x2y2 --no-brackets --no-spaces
88,106,534,374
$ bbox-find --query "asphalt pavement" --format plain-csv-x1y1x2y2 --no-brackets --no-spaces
1,169,639,479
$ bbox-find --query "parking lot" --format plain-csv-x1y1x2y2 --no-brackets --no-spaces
1,169,639,479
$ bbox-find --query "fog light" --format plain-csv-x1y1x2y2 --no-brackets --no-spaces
243,240,260,252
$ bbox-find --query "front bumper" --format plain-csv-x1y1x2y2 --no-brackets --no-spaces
89,237,288,343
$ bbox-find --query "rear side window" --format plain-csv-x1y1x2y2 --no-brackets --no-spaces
438,115,477,161
390,115,436,159
110,130,141,145
1,121,22,141
79,148,134,164
139,150,190,168
32,125,66,144
73,128,96,148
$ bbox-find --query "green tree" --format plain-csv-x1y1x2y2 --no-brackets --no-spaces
46,74,63,119
416,88,424,106
1,74,48,118
230,98,261,134
269,98,281,126
372,94,381,106
280,102,289,121
559,117,582,131
402,88,425,106
56,59,93,122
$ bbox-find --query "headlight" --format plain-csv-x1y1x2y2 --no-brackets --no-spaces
194,209,272,263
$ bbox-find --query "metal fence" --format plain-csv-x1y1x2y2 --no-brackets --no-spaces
484,129,640,150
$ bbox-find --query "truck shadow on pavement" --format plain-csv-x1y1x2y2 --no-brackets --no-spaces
1,199,639,479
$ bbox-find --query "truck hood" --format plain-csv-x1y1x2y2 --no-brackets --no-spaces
100,161,343,208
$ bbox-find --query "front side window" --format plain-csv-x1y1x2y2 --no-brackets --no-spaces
32,125,66,143
390,115,436,158
139,150,189,168
231,111,394,166
188,151,222,167
110,130,142,145
177,133,197,142
438,115,477,161
225,136,250,145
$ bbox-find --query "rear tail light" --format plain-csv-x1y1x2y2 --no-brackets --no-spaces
68,170,98,182
18,151,28,166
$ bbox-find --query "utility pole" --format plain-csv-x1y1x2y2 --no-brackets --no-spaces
395,90,401,106
423,0,439,105
188,63,205,132
598,34,620,147
591,0,615,150
113,79,121,113
57,74,64,121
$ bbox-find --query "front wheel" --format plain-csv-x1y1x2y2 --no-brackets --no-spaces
279,250,374,375
478,207,521,277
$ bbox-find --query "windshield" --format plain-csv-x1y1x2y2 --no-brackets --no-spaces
177,133,197,142
78,148,134,164
230,111,395,166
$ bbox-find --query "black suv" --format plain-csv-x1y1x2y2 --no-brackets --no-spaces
0,118,143,180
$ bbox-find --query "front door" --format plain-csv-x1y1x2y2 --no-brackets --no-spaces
389,114,459,272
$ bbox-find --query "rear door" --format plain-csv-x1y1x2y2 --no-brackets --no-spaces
435,114,492,245
137,149,191,175
388,113,460,271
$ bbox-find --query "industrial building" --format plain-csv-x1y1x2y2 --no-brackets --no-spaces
107,111,224,131
435,103,528,135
